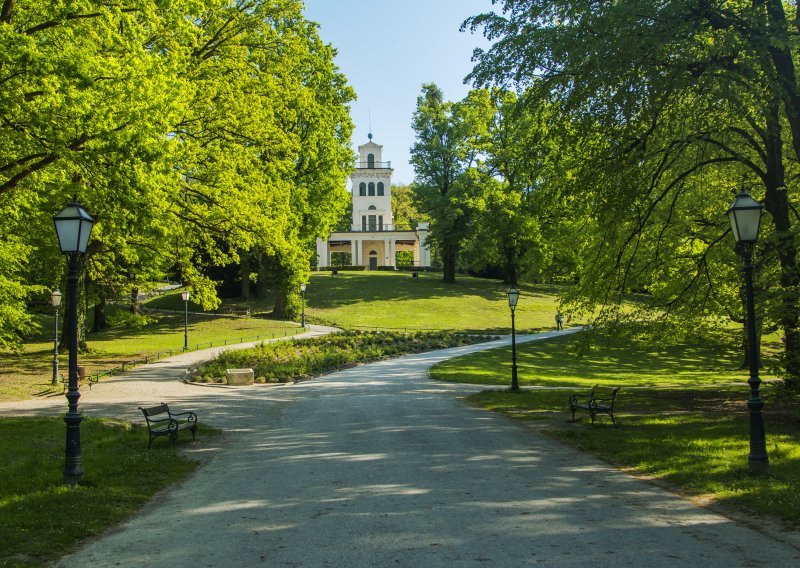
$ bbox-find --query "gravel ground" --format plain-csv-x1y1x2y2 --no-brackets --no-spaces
3,327,799,567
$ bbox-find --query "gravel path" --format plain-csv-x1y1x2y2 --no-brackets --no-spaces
3,327,799,566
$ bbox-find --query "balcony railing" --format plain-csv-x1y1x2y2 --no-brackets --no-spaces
348,224,415,232
355,161,392,169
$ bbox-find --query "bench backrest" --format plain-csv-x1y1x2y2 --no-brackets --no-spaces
591,386,620,399
140,403,170,418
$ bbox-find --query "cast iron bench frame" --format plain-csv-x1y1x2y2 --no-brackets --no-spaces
569,385,620,424
139,403,198,448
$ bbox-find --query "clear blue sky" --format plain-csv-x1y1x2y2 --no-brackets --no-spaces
302,0,495,185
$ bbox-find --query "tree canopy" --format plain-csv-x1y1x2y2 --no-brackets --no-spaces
0,0,354,348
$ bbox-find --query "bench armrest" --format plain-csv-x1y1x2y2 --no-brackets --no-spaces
169,410,198,423
569,392,592,404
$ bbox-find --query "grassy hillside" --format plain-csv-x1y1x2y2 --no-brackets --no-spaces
303,271,570,332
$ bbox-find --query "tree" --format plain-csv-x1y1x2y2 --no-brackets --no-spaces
465,0,800,384
410,84,478,283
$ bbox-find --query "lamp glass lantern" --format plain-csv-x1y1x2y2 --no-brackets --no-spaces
181,290,190,302
507,288,520,309
300,283,307,293
727,192,764,244
53,201,95,254
51,289,63,307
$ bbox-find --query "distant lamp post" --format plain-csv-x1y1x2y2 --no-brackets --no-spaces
181,290,190,351
300,283,307,328
51,289,63,386
507,287,520,392
53,198,95,484
727,189,769,475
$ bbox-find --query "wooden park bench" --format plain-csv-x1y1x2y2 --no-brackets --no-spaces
569,385,620,425
139,403,198,448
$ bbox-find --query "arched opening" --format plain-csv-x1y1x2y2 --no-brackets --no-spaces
368,182,375,196
368,250,378,270
368,205,377,210
367,153,375,168
359,182,366,196
377,182,385,196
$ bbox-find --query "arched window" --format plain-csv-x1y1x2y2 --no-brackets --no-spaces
368,205,377,210
359,182,366,196
368,182,375,196
377,182,385,196
367,153,375,168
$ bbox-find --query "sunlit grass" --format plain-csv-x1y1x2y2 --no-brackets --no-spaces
0,416,216,566
0,309,299,402
431,332,780,387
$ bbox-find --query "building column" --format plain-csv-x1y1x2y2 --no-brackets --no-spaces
355,239,362,266
389,239,396,267
417,223,431,267
316,238,328,268
350,239,357,266
413,240,420,267
384,238,390,266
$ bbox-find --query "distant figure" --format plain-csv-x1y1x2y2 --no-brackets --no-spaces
555,310,563,331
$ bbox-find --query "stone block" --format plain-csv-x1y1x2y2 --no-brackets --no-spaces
226,368,254,385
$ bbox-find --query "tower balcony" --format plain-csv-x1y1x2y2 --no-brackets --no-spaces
355,161,392,169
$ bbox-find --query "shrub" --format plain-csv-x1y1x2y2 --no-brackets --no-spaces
190,331,492,384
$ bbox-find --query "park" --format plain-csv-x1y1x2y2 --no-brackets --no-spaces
2,1,800,566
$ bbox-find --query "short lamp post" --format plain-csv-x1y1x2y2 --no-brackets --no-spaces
507,287,520,392
51,289,62,385
300,283,307,328
53,199,95,484
727,190,769,475
181,290,190,351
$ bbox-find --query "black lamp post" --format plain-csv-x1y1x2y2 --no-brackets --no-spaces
53,199,95,484
181,290,190,351
51,289,62,386
300,283,307,328
507,287,520,392
727,189,769,475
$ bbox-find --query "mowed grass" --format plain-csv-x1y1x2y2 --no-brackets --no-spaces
302,271,569,332
430,331,781,387
0,309,299,402
0,416,216,567
448,333,800,525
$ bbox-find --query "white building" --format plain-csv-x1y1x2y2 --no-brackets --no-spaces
315,135,431,269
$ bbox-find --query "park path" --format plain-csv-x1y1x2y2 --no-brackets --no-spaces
3,328,799,566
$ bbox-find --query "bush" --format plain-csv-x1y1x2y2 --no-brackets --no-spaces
190,331,493,384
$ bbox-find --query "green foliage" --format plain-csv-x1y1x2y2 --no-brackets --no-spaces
192,330,492,383
0,1,353,346
410,83,479,283
0,416,207,566
464,0,800,382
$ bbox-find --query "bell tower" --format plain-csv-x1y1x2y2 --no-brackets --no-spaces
350,133,393,231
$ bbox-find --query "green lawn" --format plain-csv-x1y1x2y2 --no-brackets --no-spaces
0,308,299,402
430,331,781,387
303,272,568,332
150,272,570,332
447,333,800,526
0,417,215,567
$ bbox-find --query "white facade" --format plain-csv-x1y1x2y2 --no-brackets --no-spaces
316,135,431,270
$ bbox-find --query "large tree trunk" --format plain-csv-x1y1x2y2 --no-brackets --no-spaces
129,286,140,315
240,254,251,301
441,246,457,283
763,2,800,384
92,295,108,332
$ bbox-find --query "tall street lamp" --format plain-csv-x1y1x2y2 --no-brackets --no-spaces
727,189,769,475
53,199,95,484
181,289,190,351
51,289,62,386
300,283,307,328
507,287,520,392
